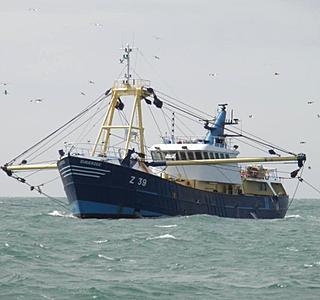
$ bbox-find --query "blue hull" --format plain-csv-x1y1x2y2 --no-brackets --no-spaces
57,156,288,219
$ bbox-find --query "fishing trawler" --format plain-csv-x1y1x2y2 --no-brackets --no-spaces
1,45,306,219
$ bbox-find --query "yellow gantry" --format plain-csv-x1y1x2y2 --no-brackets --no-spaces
91,81,151,159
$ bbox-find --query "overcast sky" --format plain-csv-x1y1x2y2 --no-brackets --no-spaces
0,0,319,198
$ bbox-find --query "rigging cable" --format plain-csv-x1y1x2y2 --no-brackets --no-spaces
297,177,320,195
288,166,304,209
148,106,163,138
7,92,110,165
9,173,69,211
156,94,295,156
26,97,111,163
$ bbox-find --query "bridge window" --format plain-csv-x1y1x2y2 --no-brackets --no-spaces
220,153,225,159
215,153,220,159
151,151,162,161
209,152,215,159
179,151,187,160
225,153,230,158
187,151,195,160
203,152,209,159
195,151,202,160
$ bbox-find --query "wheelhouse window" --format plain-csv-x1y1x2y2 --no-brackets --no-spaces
151,151,162,161
225,153,230,158
215,153,220,159
179,151,187,160
187,151,195,160
203,152,209,159
195,151,202,160
164,152,176,160
209,152,215,159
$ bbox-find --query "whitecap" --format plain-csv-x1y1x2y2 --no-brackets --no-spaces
94,239,109,244
285,214,301,219
286,246,299,252
48,210,76,218
5,242,9,247
303,264,313,268
155,224,177,228
147,234,177,240
98,254,117,261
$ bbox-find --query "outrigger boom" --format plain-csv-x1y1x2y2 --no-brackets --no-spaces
2,153,306,172
147,153,306,167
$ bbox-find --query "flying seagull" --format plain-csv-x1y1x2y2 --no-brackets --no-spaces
299,141,306,144
154,55,160,60
30,98,43,103
209,73,217,77
274,72,280,75
307,101,314,104
249,115,253,118
89,80,95,84
317,114,320,118
81,92,86,96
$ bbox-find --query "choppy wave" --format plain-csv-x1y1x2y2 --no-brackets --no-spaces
98,254,120,261
94,239,109,244
285,214,302,219
47,210,76,218
154,224,177,228
147,234,177,240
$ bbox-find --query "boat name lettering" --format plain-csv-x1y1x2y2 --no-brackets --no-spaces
129,176,147,187
79,160,102,167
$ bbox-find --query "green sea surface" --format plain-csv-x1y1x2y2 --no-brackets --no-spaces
1,197,319,299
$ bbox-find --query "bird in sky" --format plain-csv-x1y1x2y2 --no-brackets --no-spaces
0,82,8,86
274,72,280,75
209,73,217,77
307,101,314,104
89,80,95,84
30,98,43,103
4,90,8,95
154,55,160,60
80,92,86,96
249,115,253,118
299,141,306,144
317,114,320,118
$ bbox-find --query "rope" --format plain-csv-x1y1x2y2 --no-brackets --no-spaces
7,92,109,165
148,106,163,137
10,174,69,211
297,177,320,195
288,166,304,209
155,93,295,156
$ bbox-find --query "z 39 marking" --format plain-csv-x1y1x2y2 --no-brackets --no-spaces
129,176,147,187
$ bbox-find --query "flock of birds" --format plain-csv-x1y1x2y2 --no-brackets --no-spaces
1,80,96,102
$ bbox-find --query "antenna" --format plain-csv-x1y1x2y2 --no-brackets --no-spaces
120,44,134,83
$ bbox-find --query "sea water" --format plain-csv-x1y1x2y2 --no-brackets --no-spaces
1,197,319,299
